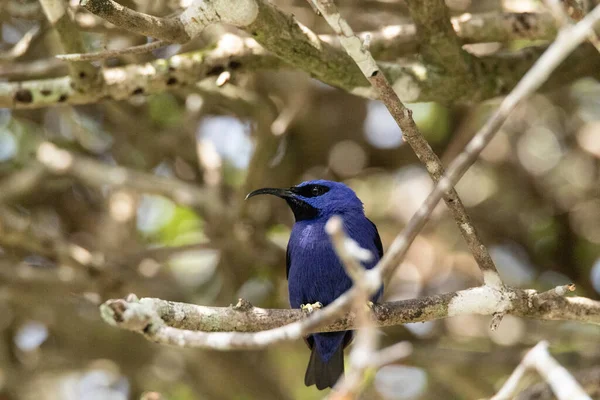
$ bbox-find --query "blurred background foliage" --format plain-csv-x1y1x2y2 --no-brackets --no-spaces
1,0,600,399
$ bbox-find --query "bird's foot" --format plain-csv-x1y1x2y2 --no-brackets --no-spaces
301,302,323,314
365,301,376,312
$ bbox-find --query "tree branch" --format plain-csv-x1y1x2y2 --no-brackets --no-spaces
100,288,360,350
100,286,600,348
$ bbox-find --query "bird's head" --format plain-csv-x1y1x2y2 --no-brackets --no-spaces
246,179,364,222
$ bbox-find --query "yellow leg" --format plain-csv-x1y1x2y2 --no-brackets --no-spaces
301,302,323,314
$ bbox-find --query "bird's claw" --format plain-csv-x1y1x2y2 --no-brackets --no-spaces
301,302,323,314
365,301,375,312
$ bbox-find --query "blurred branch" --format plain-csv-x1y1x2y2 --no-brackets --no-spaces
0,205,105,269
0,165,48,203
321,12,558,60
404,0,475,99
0,58,66,79
56,40,168,62
369,341,412,369
39,0,102,91
450,11,557,43
1,0,41,19
35,142,224,217
307,0,502,287
0,34,281,109
129,242,216,264
0,26,40,61
100,285,600,347
140,393,165,400
405,0,466,66
491,341,591,400
516,367,600,400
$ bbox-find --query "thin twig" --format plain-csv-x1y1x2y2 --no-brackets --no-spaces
325,216,380,396
56,40,168,61
534,283,576,305
306,0,502,287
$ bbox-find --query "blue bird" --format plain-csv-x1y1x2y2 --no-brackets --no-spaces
246,180,383,390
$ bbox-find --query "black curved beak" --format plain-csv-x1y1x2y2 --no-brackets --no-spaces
245,187,293,200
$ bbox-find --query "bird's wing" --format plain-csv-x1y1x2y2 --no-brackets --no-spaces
367,217,384,259
286,244,291,279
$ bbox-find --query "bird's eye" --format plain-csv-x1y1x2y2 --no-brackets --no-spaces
290,184,329,197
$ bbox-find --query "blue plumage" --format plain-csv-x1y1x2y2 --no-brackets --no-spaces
246,179,383,390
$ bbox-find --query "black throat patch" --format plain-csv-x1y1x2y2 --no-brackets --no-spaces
285,197,319,221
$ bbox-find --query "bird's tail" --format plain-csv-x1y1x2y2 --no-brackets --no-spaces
304,343,344,390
